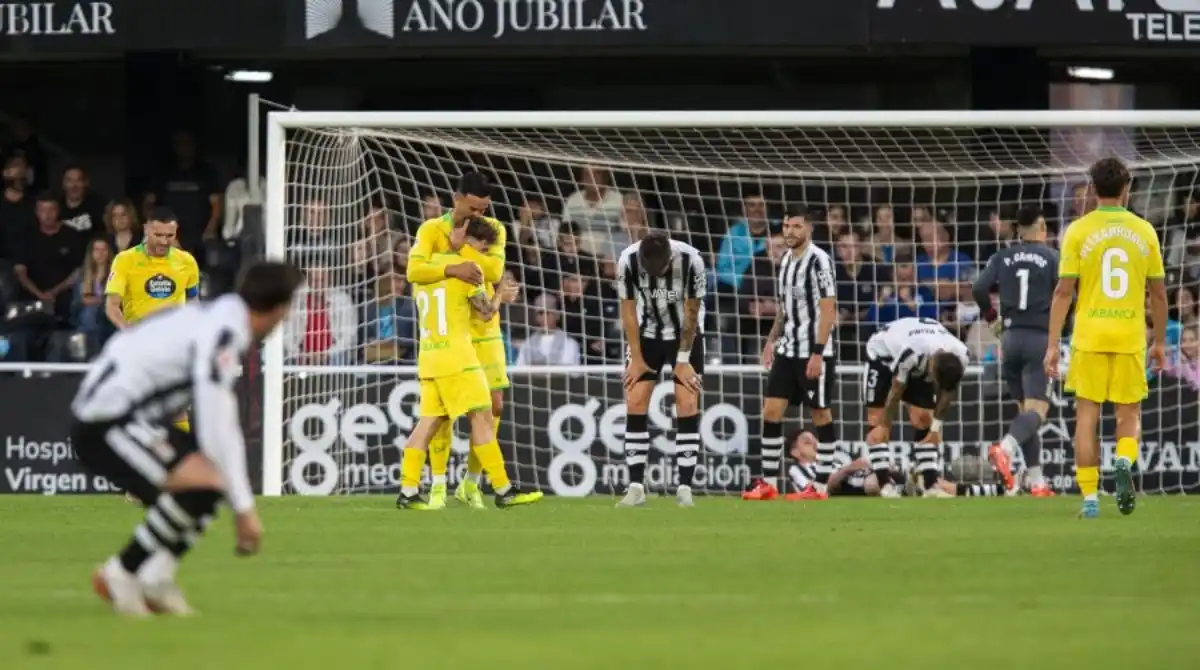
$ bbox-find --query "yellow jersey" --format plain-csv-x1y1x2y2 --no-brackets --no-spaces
105,244,200,323
414,266,487,379
407,212,506,341
1059,205,1164,354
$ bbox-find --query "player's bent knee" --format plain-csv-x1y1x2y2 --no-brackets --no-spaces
625,384,654,413
163,452,225,493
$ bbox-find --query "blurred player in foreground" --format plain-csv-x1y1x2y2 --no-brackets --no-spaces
397,218,542,510
787,431,1005,498
972,206,1058,496
408,172,537,508
70,261,302,616
1046,157,1168,519
105,206,200,503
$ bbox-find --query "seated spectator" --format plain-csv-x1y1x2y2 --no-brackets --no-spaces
1165,326,1200,391
420,190,444,222
563,165,623,257
714,191,775,294
9,192,85,361
865,257,938,324
284,257,358,366
146,130,222,258
517,293,582,366
512,193,561,256
73,237,115,357
917,223,975,322
733,232,788,361
535,220,601,298
58,165,106,236
813,204,850,252
834,231,890,360
560,269,617,363
596,191,650,275
393,234,412,276
361,272,415,364
866,204,899,263
0,153,34,260
356,207,399,281
105,198,142,253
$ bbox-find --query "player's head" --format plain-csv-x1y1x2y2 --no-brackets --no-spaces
453,171,493,224
1015,205,1046,242
463,216,498,253
637,231,673,277
788,430,817,463
144,206,179,255
930,351,966,393
1089,157,1131,202
236,261,304,341
781,205,810,249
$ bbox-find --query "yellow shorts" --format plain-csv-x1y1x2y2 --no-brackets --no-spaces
473,337,509,391
1065,350,1147,405
419,368,491,419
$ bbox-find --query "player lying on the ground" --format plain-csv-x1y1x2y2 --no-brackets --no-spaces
787,432,1006,498
745,208,839,502
972,205,1057,497
70,261,303,616
408,171,539,509
615,232,708,508
861,317,968,498
397,217,542,510
1046,157,1168,519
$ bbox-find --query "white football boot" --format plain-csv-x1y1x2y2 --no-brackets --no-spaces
616,482,648,507
92,558,150,617
676,485,695,508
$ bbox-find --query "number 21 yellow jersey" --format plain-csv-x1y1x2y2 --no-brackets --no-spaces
414,272,486,379
1059,205,1164,354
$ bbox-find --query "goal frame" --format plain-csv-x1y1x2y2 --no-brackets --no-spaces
262,108,1200,496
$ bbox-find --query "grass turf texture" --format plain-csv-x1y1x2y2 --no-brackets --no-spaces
1,496,1198,670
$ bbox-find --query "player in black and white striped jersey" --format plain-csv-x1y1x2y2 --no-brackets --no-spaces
615,232,707,508
744,210,839,502
69,261,302,616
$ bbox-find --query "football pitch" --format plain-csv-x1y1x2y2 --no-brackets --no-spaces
1,496,1198,670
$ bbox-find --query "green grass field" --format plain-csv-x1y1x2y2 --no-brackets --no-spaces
1,495,1198,670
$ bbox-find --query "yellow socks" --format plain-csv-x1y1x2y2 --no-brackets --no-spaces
474,439,511,494
1116,437,1139,465
401,447,426,495
1076,466,1099,500
428,421,453,483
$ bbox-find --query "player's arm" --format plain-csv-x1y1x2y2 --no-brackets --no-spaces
814,253,836,355
882,349,918,427
191,327,256,518
407,222,478,285
933,387,957,427
1047,225,1081,350
617,253,644,365
827,458,870,494
104,254,130,329
184,254,200,299
678,252,707,359
457,218,506,283
468,286,497,321
971,254,1000,321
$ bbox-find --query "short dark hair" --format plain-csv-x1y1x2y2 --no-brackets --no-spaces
931,351,966,393
236,261,303,312
786,203,809,220
62,164,87,178
637,231,672,276
558,220,580,237
1016,205,1043,229
457,171,492,198
148,206,177,224
1089,157,1131,199
35,190,57,205
465,217,498,246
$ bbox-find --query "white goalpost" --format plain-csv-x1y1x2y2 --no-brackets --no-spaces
262,109,1200,498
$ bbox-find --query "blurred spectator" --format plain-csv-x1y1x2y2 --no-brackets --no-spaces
146,130,222,259
965,307,1000,363
0,117,48,192
223,169,263,241
0,153,34,260
1165,326,1200,391
9,192,84,361
57,165,106,235
356,207,399,281
560,268,617,363
534,220,601,297
392,235,412,276
361,272,415,364
834,231,890,360
598,191,650,269
866,204,900,263
865,254,938,324
73,237,115,357
714,191,775,293
733,232,788,361
421,191,444,222
971,208,1015,262
563,165,623,257
1170,191,1200,280
287,198,346,270
105,198,142,253
916,223,975,312
1069,183,1095,222
814,204,850,251
512,193,561,255
516,293,581,366
284,257,358,366
1164,285,1198,349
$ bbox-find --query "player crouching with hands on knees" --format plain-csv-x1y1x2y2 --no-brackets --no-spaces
69,261,303,617
396,218,542,511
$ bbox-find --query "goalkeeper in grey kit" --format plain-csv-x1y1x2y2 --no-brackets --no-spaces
972,206,1058,497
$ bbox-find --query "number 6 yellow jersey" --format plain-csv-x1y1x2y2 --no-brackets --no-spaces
414,274,486,380
1059,205,1165,354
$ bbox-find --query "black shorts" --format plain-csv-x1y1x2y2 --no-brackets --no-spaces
70,418,199,504
1001,329,1052,403
862,356,937,410
765,354,835,410
628,337,706,383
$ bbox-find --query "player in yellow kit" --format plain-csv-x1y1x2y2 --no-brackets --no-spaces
1045,157,1168,519
408,171,542,509
396,217,543,510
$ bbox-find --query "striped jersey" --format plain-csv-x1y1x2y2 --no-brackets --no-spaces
616,239,707,341
774,243,837,358
865,317,969,384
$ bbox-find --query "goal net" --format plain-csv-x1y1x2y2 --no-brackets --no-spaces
264,110,1200,498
